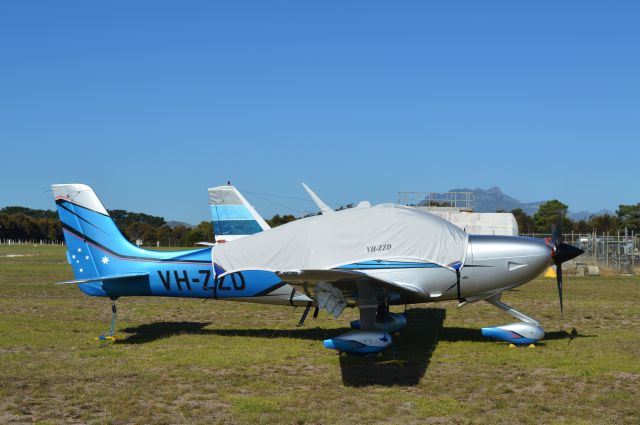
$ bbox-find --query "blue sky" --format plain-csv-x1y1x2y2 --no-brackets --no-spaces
1,1,638,223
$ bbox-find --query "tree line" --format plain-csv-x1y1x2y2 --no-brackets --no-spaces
0,205,307,246
0,206,214,247
1,200,638,247
510,200,640,234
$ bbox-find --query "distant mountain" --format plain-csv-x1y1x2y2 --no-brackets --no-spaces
447,187,612,219
449,187,543,215
568,209,615,221
166,221,193,229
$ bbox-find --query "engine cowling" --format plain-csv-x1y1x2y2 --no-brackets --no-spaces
323,330,392,355
481,322,545,345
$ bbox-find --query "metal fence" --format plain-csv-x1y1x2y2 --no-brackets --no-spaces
0,239,65,245
522,230,638,274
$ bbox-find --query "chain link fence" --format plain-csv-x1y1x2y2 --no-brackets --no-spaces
522,230,638,274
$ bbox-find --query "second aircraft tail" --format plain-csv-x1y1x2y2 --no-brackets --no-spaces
208,184,270,242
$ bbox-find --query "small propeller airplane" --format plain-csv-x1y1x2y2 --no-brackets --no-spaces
52,183,583,354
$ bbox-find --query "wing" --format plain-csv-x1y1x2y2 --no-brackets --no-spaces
276,269,427,317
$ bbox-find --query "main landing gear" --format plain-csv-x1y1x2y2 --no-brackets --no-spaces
323,299,408,355
322,302,408,356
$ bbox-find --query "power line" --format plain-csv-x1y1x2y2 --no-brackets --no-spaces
237,187,348,214
240,190,308,215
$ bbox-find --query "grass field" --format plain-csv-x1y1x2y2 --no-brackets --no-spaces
1,244,639,424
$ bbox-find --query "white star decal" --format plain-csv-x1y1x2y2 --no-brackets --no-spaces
71,254,76,259
101,256,110,265
79,268,83,273
77,248,82,253
85,255,89,260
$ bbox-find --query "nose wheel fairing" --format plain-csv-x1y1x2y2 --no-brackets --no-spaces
481,322,544,345
481,293,545,344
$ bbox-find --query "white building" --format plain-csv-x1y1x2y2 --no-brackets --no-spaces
400,192,519,236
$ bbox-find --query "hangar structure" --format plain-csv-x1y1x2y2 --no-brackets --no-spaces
399,191,519,236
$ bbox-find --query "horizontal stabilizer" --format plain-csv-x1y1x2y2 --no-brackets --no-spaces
54,272,149,285
196,242,216,247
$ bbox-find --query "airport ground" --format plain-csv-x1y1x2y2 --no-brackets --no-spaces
0,244,638,425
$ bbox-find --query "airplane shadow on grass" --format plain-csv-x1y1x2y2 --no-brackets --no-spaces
117,308,595,387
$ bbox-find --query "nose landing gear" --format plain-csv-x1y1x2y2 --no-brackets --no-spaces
481,293,545,345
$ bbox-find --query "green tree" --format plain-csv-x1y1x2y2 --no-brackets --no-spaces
267,214,297,227
336,203,355,211
8,213,38,239
573,219,590,233
616,203,640,232
124,222,156,244
533,200,573,233
109,209,166,229
156,225,173,246
589,214,619,234
0,206,57,219
511,208,534,234
184,221,213,246
170,225,189,246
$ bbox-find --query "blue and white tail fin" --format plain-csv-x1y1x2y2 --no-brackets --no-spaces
53,184,211,295
208,185,270,242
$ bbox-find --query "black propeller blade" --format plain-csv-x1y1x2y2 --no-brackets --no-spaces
550,218,584,316
556,261,563,316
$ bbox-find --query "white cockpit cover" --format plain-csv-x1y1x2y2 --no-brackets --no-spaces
214,204,469,274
